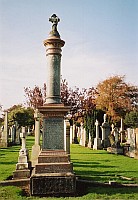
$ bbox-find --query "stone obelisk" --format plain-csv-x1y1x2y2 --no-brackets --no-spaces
30,14,76,196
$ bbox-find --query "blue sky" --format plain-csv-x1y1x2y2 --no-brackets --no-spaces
0,0,138,110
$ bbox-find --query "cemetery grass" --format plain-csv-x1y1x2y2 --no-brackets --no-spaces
0,136,138,200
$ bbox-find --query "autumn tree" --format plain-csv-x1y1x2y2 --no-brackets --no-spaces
95,75,138,123
24,79,81,115
24,83,46,109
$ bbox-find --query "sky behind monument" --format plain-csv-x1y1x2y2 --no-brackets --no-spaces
0,0,138,110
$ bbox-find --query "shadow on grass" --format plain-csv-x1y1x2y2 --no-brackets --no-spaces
76,180,138,198
87,185,138,197
0,161,17,165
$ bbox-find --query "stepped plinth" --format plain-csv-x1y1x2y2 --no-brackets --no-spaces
30,14,76,196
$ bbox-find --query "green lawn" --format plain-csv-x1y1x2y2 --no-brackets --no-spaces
0,136,138,199
71,144,138,184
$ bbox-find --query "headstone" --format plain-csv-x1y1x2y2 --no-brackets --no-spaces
70,125,73,144
111,124,114,132
15,121,21,145
0,111,8,147
30,14,76,196
129,128,136,157
79,122,83,146
88,132,92,148
31,109,41,167
127,128,131,144
13,127,30,179
81,127,86,147
114,127,119,144
107,127,123,155
101,114,110,148
93,120,102,150
120,118,126,143
134,128,138,159
64,119,70,155
11,125,16,145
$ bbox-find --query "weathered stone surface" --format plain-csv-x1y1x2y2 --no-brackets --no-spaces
13,169,30,179
38,155,69,163
31,173,76,196
43,117,64,149
35,162,73,174
107,147,123,154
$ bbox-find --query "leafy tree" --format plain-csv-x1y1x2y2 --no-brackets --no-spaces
124,111,138,128
24,84,46,109
7,105,34,128
95,75,138,123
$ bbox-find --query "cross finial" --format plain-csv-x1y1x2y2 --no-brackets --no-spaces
49,14,60,32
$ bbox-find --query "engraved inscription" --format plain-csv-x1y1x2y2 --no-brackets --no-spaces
43,118,64,150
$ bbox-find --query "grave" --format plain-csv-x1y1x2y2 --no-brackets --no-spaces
13,127,30,179
107,127,123,155
93,120,102,150
101,114,110,148
134,128,138,159
0,111,8,147
30,14,76,196
31,109,41,167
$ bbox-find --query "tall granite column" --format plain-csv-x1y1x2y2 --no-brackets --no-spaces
31,14,76,196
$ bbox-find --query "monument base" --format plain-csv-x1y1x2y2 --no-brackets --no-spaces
30,150,76,196
107,147,123,155
31,173,76,196
13,169,30,179
93,138,102,150
31,144,41,167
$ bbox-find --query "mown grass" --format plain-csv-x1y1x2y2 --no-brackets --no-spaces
71,144,138,184
0,136,138,199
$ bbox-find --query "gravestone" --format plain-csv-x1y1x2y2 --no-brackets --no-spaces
11,125,16,144
30,14,76,196
93,120,102,150
107,127,123,154
79,122,83,146
129,128,136,157
0,111,8,147
134,128,138,159
13,127,30,179
120,118,126,143
31,109,41,167
70,125,73,144
88,132,92,148
64,119,70,154
101,114,110,148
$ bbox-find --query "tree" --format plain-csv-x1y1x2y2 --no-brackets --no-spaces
95,75,138,123
24,84,46,109
124,111,138,128
7,105,34,128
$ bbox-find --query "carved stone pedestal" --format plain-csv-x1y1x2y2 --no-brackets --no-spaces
31,150,76,196
31,173,76,196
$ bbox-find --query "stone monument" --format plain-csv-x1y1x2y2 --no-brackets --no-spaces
31,109,41,167
13,127,30,179
93,120,102,150
30,14,76,196
101,114,110,148
0,111,8,147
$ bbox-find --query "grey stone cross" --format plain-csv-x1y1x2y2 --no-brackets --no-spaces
49,14,60,32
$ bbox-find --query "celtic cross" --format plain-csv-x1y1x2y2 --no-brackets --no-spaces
49,14,60,32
